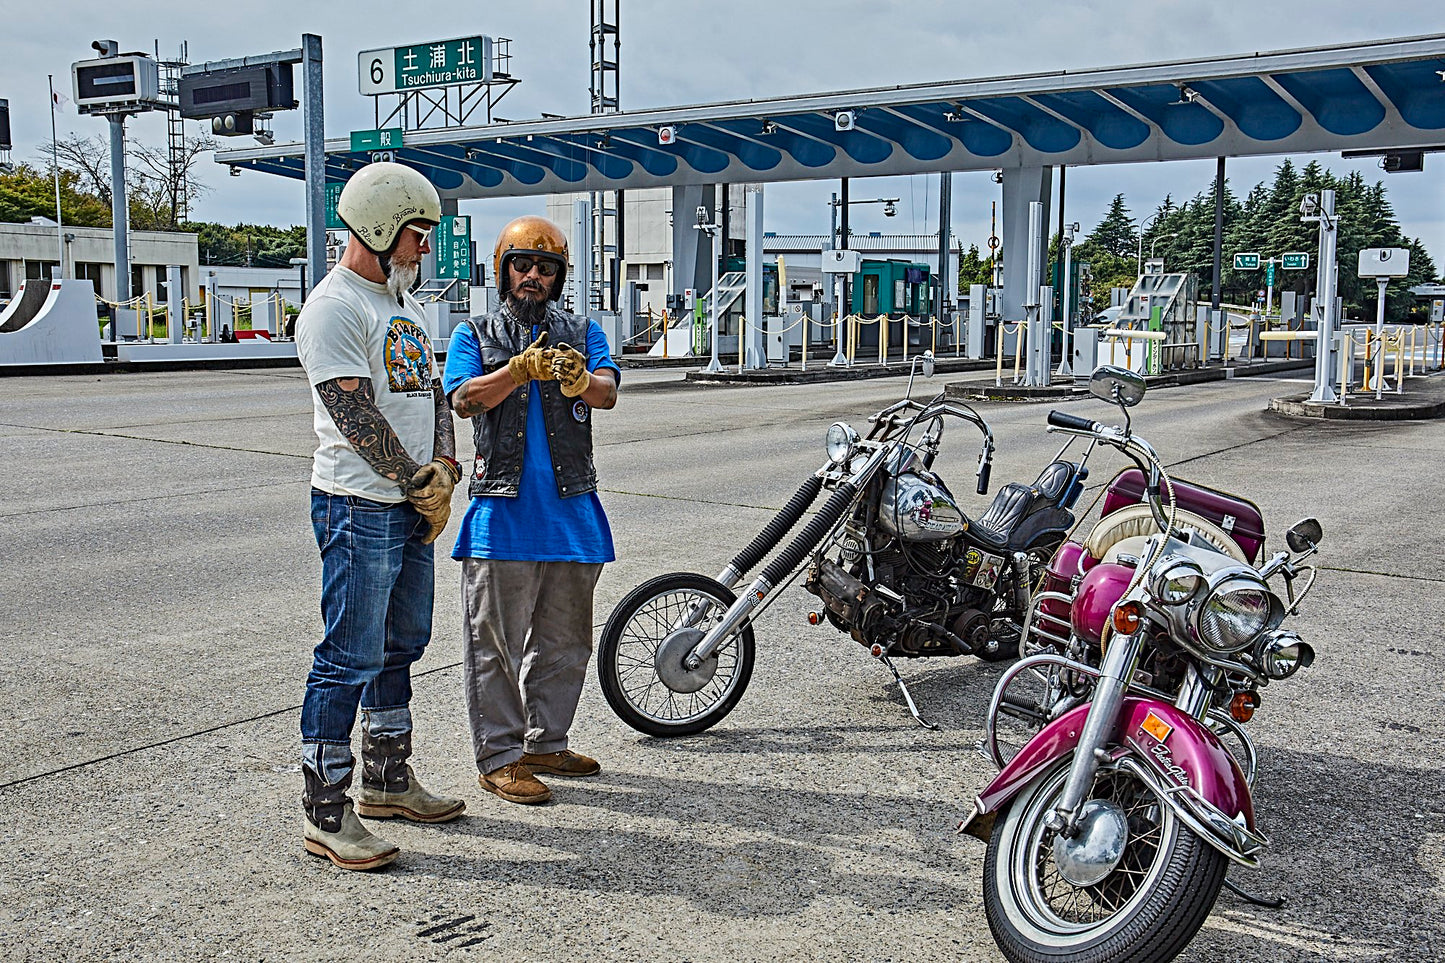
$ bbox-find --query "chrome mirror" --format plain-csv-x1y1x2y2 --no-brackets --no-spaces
1286,517,1323,554
1088,365,1146,408
906,350,936,398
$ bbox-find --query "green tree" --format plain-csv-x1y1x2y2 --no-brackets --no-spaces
1089,193,1138,259
957,243,993,288
0,164,111,226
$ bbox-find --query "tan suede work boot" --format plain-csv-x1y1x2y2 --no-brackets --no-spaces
302,768,399,871
520,749,601,777
357,764,466,823
479,762,552,804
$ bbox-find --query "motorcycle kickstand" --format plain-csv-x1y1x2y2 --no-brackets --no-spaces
877,654,939,731
1222,876,1286,909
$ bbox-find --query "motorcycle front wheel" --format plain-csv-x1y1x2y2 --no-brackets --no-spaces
597,572,756,737
982,755,1227,963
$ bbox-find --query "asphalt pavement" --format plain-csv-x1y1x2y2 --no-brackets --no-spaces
1,367,1442,962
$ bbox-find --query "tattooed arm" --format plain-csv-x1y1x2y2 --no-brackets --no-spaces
449,367,518,419
316,377,422,491
432,378,456,460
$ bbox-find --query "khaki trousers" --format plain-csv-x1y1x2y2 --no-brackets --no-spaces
460,559,602,775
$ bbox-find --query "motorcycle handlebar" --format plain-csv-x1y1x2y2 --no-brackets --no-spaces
976,461,991,496
1046,410,1099,433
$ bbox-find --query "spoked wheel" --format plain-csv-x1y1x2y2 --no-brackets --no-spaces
983,756,1227,963
597,572,756,737
977,537,1065,663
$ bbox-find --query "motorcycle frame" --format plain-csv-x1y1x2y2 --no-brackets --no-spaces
683,396,1000,670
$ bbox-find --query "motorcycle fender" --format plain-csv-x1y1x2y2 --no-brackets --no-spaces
961,697,1255,841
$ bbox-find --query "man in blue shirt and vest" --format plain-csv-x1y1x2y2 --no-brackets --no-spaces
444,215,620,804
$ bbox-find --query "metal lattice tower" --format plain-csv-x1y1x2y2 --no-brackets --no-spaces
157,41,190,222
589,0,620,313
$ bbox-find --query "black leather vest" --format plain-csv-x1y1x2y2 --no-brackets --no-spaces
465,304,598,499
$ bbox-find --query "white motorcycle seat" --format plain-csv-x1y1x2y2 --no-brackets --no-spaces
1086,504,1248,565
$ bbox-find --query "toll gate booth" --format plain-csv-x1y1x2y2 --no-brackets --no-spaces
850,259,936,354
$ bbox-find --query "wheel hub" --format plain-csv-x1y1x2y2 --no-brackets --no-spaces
1052,798,1129,886
654,628,717,694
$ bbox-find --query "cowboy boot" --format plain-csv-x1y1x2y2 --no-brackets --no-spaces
356,730,466,823
302,766,399,871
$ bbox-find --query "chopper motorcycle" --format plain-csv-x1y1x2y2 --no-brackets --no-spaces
597,353,1099,737
960,366,1321,963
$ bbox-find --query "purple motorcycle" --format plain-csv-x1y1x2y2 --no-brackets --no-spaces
960,366,1321,963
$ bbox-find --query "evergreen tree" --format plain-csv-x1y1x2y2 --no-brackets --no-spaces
1088,194,1139,259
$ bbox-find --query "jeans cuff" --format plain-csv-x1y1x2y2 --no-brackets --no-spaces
361,706,413,738
302,741,355,785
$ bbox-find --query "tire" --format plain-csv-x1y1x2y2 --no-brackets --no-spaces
982,755,1228,963
597,572,756,737
977,537,1064,663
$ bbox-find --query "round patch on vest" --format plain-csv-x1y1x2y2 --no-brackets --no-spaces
572,400,590,423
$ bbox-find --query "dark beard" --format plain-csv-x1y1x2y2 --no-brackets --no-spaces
506,293,549,326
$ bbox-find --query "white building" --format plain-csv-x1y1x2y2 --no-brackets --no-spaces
0,219,199,307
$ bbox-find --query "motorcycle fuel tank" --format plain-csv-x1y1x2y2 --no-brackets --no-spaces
1071,561,1136,644
878,473,965,542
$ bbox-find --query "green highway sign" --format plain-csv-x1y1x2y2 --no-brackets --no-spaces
325,182,345,231
1282,252,1310,270
350,128,404,152
436,215,472,281
1233,252,1260,270
358,37,493,95
1265,262,1276,286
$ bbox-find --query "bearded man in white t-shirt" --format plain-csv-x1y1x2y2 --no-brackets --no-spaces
294,162,465,871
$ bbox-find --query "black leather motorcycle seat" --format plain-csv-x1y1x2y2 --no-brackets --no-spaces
1034,460,1073,501
970,483,1035,549
969,461,1074,550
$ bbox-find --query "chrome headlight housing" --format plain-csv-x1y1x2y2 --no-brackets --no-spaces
1189,574,1284,655
825,422,859,464
1149,558,1205,605
1256,630,1315,679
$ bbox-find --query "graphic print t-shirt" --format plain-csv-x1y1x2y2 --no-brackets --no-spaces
297,266,436,503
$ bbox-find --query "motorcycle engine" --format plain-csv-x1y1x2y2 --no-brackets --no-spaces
806,536,984,657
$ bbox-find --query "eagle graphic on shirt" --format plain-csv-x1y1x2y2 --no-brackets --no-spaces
384,318,433,394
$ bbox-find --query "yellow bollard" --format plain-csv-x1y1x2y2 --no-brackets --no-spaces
1013,323,1025,384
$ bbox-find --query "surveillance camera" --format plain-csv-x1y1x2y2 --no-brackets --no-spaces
696,205,708,223
228,165,241,177
883,202,897,217
1299,193,1318,216
992,170,1004,185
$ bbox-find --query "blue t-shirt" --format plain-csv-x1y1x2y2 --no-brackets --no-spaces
443,318,621,563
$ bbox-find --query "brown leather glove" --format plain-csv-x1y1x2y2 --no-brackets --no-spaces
507,332,555,385
551,342,591,398
406,460,459,544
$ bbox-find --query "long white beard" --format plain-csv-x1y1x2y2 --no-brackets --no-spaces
387,260,420,302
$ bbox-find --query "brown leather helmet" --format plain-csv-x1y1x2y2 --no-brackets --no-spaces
493,215,568,300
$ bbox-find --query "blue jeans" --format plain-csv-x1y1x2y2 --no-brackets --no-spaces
302,489,434,783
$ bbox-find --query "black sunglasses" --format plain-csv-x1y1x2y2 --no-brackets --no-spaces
509,255,561,278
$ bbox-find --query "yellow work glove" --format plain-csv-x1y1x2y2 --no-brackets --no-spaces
551,342,591,398
506,332,555,385
406,460,459,545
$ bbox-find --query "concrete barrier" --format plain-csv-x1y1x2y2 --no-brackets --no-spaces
0,279,104,366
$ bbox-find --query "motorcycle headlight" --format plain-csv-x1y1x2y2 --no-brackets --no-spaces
1150,560,1204,605
1191,576,1284,654
1256,630,1315,679
825,422,859,464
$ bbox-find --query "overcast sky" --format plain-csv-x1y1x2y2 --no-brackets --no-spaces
5,1,1444,269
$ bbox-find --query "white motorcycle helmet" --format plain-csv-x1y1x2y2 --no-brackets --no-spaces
336,161,442,257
